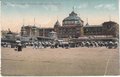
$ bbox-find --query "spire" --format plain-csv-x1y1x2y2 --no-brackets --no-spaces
86,18,89,26
23,18,25,26
34,17,35,26
72,6,74,12
70,6,77,16
8,28,10,31
57,16,58,21
54,20,61,28
8,28,12,34
86,18,88,23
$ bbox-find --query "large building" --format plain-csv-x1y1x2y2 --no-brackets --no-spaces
54,11,84,38
21,25,40,38
21,10,119,41
1,29,19,43
83,21,119,37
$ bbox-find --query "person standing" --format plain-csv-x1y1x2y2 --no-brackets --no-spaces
17,43,22,51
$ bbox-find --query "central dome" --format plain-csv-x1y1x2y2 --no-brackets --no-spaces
64,11,80,21
62,11,83,26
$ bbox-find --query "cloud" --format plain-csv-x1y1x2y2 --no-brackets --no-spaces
42,5,59,11
94,4,116,10
3,2,29,8
78,4,88,9
94,4,103,8
104,4,116,10
74,3,88,10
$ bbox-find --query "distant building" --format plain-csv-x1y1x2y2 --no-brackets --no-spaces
21,10,119,41
1,30,8,38
54,11,83,38
83,25,103,36
39,28,54,37
102,21,119,37
83,21,119,37
1,29,18,43
21,25,39,37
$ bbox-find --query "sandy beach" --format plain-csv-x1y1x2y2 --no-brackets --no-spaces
1,47,119,76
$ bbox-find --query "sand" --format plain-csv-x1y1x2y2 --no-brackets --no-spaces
1,47,119,76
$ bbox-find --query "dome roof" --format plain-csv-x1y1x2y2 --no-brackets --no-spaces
63,11,82,21
7,29,13,34
7,31,12,34
54,20,61,27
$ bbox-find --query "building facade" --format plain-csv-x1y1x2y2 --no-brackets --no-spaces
83,21,119,37
39,28,54,37
21,10,119,41
1,29,18,42
57,11,84,38
21,25,39,38
83,25,103,36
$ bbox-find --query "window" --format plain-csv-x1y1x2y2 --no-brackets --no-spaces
75,21,78,24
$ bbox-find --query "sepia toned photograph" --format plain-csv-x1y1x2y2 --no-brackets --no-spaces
1,0,119,76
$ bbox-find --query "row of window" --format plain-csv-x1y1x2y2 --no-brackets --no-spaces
84,28,102,32
63,21,79,24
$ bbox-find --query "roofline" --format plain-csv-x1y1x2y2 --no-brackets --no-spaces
83,25,102,27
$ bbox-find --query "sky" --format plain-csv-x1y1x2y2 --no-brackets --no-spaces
1,0,119,32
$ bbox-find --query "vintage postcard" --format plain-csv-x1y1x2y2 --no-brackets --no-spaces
1,0,119,76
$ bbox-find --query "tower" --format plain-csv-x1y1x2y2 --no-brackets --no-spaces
85,18,89,26
54,20,61,31
34,17,36,26
21,19,27,36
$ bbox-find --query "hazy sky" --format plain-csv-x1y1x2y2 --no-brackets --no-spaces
1,0,119,32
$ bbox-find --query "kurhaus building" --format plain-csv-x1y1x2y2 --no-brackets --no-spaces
21,10,119,40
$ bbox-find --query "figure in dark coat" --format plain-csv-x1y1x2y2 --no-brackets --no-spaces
17,43,22,51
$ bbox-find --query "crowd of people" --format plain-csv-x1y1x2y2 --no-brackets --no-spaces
1,40,119,51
